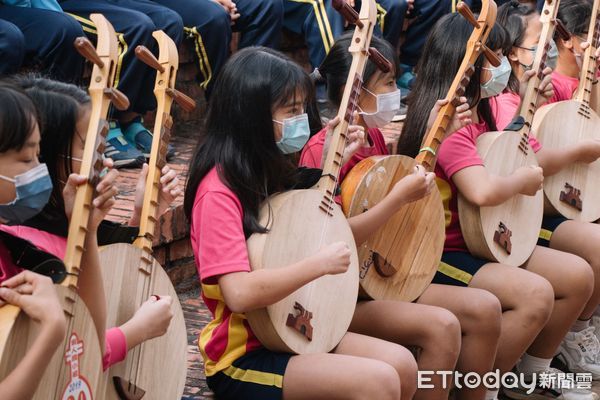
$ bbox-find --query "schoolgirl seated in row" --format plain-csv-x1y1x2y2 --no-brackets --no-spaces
399,4,598,400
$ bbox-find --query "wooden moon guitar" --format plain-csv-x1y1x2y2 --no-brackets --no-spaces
99,31,193,400
458,0,561,266
532,0,600,221
0,14,128,399
340,0,499,301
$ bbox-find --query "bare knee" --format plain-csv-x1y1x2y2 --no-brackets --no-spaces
561,255,594,299
356,361,402,400
461,289,502,338
422,309,461,364
518,275,554,327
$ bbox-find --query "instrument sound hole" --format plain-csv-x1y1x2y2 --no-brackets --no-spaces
372,252,397,277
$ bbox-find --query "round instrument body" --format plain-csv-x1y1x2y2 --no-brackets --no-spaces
0,286,104,399
100,243,187,400
246,189,359,354
340,155,443,301
458,131,544,267
532,100,600,221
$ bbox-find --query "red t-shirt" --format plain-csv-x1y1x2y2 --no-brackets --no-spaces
190,167,262,377
299,127,389,182
0,225,127,370
548,71,579,104
436,94,542,252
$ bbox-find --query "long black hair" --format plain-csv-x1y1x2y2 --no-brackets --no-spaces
318,32,399,106
0,82,38,153
11,75,90,235
497,1,537,93
183,47,313,237
556,0,591,39
398,13,510,158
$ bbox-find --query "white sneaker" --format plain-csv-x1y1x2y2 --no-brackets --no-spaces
557,326,600,380
590,316,600,343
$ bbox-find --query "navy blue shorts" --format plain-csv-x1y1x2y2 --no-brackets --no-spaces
537,216,568,247
206,348,292,400
432,251,489,287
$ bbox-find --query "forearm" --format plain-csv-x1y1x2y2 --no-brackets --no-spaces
222,258,325,313
0,323,64,399
468,175,523,207
78,233,106,352
349,194,404,246
536,146,579,177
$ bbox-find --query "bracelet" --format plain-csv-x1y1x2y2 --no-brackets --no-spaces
419,146,436,156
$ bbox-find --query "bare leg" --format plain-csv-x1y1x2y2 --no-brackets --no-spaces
549,220,600,319
469,263,554,372
283,332,411,400
522,246,593,357
418,284,502,400
350,299,461,400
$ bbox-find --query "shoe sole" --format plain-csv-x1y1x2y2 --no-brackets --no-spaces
557,349,600,380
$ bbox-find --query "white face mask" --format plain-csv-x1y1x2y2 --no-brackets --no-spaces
481,56,512,99
359,88,401,128
272,113,310,154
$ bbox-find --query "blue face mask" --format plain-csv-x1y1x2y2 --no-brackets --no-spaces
273,113,310,154
0,163,53,225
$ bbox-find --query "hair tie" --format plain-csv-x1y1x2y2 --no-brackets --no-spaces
310,68,324,83
419,147,436,157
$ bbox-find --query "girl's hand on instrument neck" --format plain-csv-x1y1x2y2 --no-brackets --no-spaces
62,158,118,232
314,241,351,276
0,271,66,343
427,97,473,136
519,67,554,108
575,139,600,164
320,115,367,169
130,164,182,226
390,165,435,206
514,165,544,196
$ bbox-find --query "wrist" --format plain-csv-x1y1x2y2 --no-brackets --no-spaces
40,313,67,346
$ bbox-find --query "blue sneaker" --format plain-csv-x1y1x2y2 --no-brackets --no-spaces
105,122,145,168
122,117,175,161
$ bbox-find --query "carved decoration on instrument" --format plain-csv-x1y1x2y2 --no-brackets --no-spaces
493,222,512,255
560,183,583,211
286,302,314,341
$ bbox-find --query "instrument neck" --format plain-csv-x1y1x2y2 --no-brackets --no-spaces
317,70,365,204
574,2,600,104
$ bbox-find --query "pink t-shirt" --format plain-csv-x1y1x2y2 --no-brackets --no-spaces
436,95,542,252
299,127,389,183
0,225,127,370
190,167,262,376
548,71,579,103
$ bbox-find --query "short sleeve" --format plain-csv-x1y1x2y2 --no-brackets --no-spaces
492,92,521,131
191,191,251,284
437,127,484,178
103,327,127,370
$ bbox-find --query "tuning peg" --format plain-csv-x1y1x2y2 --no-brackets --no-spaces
104,88,130,111
368,48,392,73
481,45,501,67
457,2,480,29
135,45,165,73
332,0,363,28
555,19,571,41
74,37,104,67
166,88,196,112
